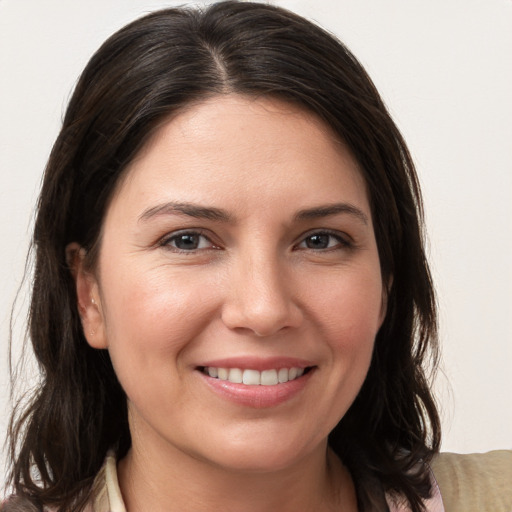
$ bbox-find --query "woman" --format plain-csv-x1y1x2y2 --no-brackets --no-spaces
3,2,511,511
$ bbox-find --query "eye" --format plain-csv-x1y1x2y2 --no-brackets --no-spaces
162,231,216,251
297,231,350,250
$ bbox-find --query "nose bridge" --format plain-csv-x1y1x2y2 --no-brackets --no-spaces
221,243,302,336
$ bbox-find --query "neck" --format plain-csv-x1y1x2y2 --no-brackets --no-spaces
118,434,357,512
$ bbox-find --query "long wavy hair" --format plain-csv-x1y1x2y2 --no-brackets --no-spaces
5,2,440,511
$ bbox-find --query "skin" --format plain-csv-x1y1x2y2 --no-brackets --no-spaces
71,95,386,511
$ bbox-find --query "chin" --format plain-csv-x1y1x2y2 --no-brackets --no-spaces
196,433,323,474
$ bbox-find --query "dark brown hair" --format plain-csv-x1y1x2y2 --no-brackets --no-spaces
5,2,440,511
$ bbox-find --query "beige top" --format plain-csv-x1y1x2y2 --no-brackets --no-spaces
89,452,443,511
430,450,512,512
5,450,509,511
86,450,512,511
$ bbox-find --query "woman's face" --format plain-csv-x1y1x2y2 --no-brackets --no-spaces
79,95,386,472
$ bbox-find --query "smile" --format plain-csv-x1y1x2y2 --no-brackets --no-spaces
202,367,307,385
199,364,314,408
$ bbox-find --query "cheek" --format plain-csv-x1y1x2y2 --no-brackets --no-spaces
102,264,213,334
307,265,383,387
310,263,384,336
98,267,221,385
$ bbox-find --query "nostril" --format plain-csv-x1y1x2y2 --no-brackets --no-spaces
220,282,303,336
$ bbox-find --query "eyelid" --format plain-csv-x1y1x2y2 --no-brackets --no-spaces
156,228,354,253
294,229,354,250
159,228,220,252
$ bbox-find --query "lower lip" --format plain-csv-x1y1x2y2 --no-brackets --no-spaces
198,369,314,409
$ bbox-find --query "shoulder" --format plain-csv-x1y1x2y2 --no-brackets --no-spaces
88,451,125,512
1,453,118,512
430,450,512,512
0,496,42,512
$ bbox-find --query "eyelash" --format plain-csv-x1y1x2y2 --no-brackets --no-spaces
159,230,218,253
295,230,353,252
159,229,352,253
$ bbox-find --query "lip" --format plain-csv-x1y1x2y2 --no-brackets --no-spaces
198,356,313,371
196,357,316,409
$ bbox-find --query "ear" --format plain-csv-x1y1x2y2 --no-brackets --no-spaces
378,275,393,328
66,242,108,349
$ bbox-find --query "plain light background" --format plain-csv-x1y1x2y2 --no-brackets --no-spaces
1,0,511,473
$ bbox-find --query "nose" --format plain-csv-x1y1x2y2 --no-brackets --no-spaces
221,252,303,337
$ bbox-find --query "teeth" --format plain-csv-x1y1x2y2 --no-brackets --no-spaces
242,369,260,385
228,368,243,383
261,369,278,385
203,366,307,385
278,368,289,383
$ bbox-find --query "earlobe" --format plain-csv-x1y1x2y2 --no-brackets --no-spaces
65,242,108,349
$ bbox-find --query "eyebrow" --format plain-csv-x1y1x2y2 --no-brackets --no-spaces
139,201,368,225
294,203,369,225
139,202,232,223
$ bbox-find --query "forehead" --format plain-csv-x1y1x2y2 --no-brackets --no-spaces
108,94,369,219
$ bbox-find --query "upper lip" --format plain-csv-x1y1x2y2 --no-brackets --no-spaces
198,356,315,371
